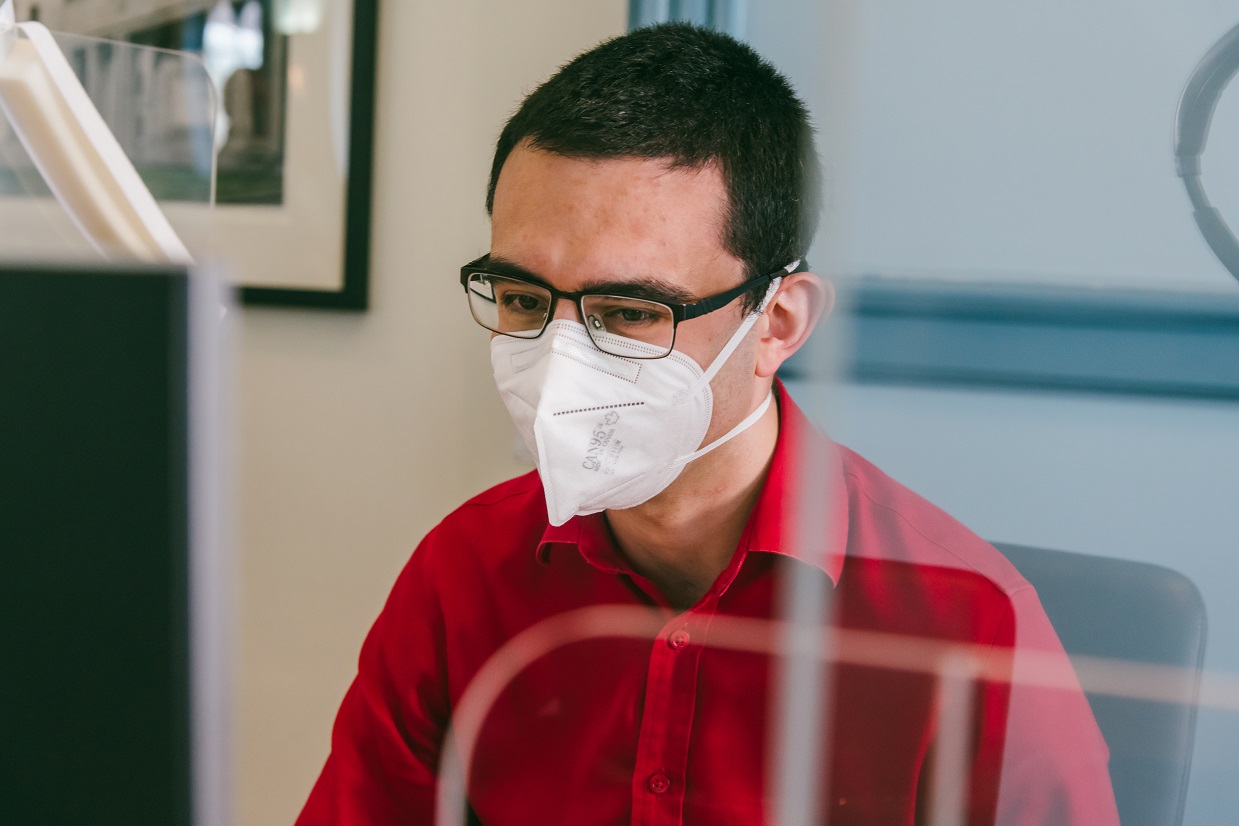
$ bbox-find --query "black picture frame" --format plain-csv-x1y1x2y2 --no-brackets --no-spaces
239,0,378,310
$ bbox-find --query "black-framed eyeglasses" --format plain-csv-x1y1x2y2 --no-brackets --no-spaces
460,256,802,359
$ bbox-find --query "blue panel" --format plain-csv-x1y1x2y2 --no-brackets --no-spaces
783,278,1239,400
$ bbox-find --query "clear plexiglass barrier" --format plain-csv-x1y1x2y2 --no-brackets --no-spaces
0,19,215,264
427,5,1239,824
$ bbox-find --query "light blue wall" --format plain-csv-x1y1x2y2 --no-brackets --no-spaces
744,0,1239,293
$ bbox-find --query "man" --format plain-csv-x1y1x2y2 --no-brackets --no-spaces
298,24,1118,825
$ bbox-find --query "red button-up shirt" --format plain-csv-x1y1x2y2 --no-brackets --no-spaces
298,384,1118,825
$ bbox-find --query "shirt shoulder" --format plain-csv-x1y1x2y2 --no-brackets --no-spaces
414,470,547,571
837,444,1031,600
456,469,545,511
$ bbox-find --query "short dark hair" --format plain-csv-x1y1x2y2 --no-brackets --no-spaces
486,23,821,314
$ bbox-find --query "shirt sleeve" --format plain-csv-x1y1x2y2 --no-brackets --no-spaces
994,588,1121,826
296,539,451,826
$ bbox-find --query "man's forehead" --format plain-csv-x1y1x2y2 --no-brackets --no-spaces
489,146,739,295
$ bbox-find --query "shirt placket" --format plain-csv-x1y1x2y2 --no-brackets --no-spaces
630,595,719,826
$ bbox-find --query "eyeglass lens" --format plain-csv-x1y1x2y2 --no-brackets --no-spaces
466,273,676,357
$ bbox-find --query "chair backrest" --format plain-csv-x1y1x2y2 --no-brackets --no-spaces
993,542,1207,826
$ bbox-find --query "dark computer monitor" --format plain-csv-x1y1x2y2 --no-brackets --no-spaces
0,261,194,825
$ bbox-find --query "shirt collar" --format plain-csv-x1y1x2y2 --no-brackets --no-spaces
537,513,629,573
536,379,848,585
743,379,848,585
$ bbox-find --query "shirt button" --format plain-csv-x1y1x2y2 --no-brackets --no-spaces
668,628,691,650
648,772,671,794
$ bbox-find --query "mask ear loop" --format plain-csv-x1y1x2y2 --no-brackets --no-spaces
667,389,774,469
664,267,790,465
679,273,787,401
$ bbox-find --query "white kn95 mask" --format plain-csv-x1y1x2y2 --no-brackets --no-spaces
490,278,781,526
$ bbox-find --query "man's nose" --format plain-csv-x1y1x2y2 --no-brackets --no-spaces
551,298,583,323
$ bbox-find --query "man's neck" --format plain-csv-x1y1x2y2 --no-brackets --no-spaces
605,401,779,610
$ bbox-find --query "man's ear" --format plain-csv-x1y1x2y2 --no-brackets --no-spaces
754,271,834,379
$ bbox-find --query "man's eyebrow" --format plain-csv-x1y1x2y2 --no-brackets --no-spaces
484,255,547,285
484,255,696,304
576,277,695,305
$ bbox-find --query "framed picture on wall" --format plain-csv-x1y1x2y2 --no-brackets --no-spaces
14,0,378,309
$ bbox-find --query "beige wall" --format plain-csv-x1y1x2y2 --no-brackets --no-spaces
233,2,626,823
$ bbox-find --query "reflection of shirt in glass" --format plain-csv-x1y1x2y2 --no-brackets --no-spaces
297,381,1119,825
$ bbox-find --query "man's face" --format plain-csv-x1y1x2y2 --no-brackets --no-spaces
488,143,765,444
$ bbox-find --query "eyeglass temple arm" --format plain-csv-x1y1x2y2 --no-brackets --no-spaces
677,259,802,321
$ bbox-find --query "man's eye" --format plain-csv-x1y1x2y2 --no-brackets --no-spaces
602,305,669,328
616,308,653,323
500,293,547,314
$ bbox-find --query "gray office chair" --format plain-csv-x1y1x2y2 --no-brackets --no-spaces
993,543,1207,826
